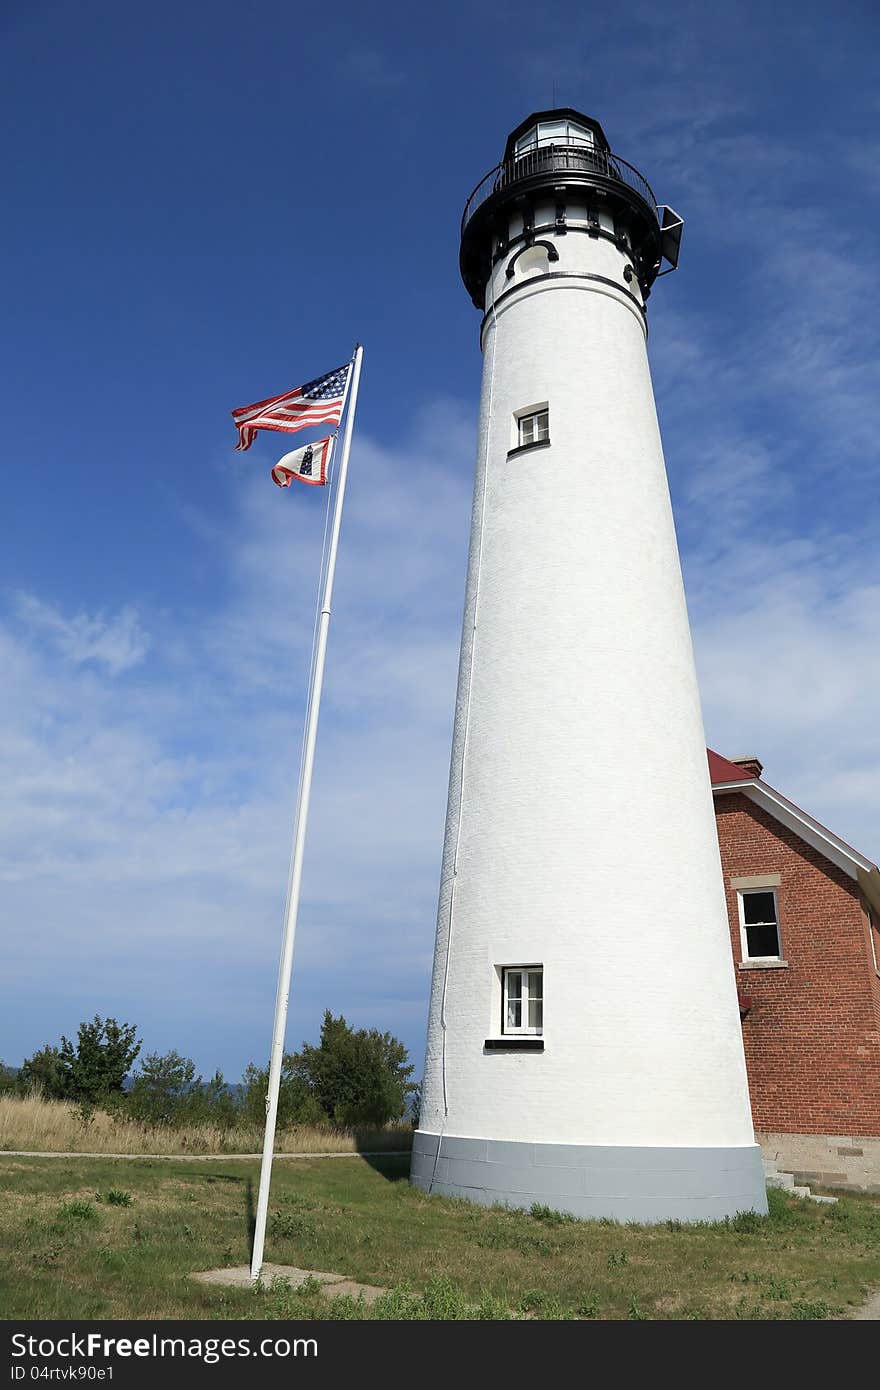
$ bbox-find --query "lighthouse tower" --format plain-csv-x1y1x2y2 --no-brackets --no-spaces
411,110,767,1221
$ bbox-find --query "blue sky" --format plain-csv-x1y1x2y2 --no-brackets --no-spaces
2,0,878,1080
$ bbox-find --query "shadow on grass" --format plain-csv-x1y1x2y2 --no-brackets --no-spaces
358,1151,411,1184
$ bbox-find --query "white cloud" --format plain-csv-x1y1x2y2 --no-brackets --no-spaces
685,498,880,839
4,28,880,1078
0,406,474,1075
13,594,149,675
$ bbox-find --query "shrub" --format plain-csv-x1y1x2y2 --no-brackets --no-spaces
240,1056,325,1129
127,1051,200,1127
53,1017,141,1103
530,1202,576,1225
295,1011,416,1127
18,1046,68,1100
54,1200,99,1229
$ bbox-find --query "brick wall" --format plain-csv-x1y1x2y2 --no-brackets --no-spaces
714,792,880,1136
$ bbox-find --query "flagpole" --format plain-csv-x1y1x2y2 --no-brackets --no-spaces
250,343,364,1283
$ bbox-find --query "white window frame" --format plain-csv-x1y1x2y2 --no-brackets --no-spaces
565,121,595,148
516,408,549,449
737,887,783,962
869,908,879,974
514,120,595,155
502,965,543,1035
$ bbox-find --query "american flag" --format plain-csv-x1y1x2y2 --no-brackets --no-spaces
232,363,351,451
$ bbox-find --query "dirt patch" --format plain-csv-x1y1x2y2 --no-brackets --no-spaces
852,1288,880,1320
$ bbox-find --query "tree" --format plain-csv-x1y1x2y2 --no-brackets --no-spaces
127,1050,199,1126
240,1055,325,1129
0,1061,18,1095
58,1016,141,1102
197,1070,240,1130
409,1079,422,1129
18,1045,67,1099
295,1011,415,1127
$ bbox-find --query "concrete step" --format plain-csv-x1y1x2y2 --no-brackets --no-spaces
765,1171,796,1190
762,1159,838,1204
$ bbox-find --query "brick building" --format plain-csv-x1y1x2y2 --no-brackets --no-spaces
709,749,880,1188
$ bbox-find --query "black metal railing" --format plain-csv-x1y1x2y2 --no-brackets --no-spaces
461,143,659,236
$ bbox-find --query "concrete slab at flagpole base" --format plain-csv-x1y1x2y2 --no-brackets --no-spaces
191,1264,385,1303
412,1133,769,1222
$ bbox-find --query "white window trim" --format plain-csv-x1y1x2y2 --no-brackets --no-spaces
513,404,549,450
868,908,879,975
502,965,543,1036
737,887,783,962
514,121,595,155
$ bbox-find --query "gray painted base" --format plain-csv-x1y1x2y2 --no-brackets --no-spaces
411,1131,768,1223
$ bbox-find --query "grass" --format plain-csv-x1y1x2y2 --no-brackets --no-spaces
1,1153,879,1320
0,1094,412,1156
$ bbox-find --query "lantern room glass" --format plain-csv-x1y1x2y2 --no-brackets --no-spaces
514,120,595,156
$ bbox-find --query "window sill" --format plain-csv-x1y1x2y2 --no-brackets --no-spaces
738,959,789,970
507,439,551,459
484,1038,544,1051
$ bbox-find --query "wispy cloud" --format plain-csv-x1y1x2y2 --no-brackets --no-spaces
13,594,149,675
4,6,878,1083
0,404,474,1074
340,47,407,91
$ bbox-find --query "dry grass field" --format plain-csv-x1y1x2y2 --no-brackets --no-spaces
0,1094,412,1157
1,1151,879,1320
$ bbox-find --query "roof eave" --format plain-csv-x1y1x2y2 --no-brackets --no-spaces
712,778,877,884
857,865,880,919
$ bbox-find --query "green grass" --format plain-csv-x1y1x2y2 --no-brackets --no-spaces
0,1154,878,1320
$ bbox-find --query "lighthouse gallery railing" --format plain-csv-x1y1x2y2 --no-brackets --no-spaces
461,143,660,236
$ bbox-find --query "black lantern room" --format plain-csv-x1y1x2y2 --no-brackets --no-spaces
459,107,683,309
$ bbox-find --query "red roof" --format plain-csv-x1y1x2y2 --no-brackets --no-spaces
707,748,756,785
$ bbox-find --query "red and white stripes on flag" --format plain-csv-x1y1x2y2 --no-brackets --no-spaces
271,436,333,488
231,363,350,452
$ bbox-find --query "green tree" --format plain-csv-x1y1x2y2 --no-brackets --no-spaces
18,1045,67,1099
58,1016,141,1102
240,1055,325,1129
409,1079,422,1129
197,1070,240,1130
295,1011,415,1127
127,1050,199,1126
0,1060,19,1095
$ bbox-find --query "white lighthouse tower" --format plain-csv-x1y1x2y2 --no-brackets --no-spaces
411,110,767,1221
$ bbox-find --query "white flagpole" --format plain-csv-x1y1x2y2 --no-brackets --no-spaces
250,343,364,1283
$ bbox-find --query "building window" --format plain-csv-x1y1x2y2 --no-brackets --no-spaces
738,889,782,961
503,967,543,1035
517,409,549,449
869,908,879,973
514,120,595,155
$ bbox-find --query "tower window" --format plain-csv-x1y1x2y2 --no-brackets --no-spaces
517,409,549,449
738,889,782,961
514,120,595,155
502,966,543,1034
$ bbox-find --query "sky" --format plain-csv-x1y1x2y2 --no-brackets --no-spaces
2,0,878,1080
